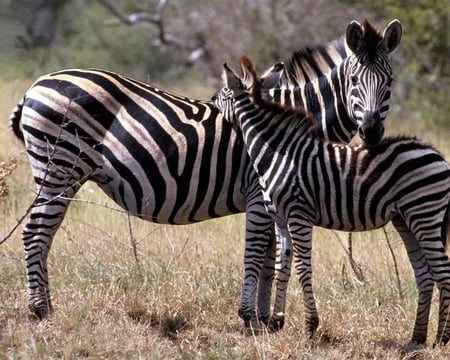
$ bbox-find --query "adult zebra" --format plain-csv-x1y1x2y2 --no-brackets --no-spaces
8,19,400,327
213,55,450,345
270,18,402,146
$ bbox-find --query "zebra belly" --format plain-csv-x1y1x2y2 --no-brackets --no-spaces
94,170,247,224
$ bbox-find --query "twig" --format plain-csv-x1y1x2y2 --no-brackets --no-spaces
383,227,403,300
127,213,142,275
332,231,365,282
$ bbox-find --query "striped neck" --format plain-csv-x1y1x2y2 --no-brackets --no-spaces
267,60,355,143
233,93,311,176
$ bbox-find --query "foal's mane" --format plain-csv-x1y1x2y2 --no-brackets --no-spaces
240,55,316,131
359,19,384,60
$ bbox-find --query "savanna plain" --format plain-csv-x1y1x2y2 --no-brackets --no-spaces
0,75,449,360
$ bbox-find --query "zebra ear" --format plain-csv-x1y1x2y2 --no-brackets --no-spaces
240,55,256,90
221,62,242,90
259,62,284,89
381,19,402,54
346,20,364,54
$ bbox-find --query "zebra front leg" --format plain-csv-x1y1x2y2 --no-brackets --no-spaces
393,218,434,344
239,209,273,330
269,225,293,332
256,224,276,326
291,223,318,338
23,196,71,320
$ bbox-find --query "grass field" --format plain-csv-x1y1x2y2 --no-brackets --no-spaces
0,74,449,359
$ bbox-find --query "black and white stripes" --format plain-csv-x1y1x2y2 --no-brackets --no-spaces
213,55,450,344
9,19,402,330
269,19,402,146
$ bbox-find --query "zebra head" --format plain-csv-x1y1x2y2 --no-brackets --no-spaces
345,19,402,146
213,59,284,124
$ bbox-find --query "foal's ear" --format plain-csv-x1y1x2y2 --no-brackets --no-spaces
259,62,284,89
221,62,242,90
240,55,256,90
381,19,402,54
346,20,364,54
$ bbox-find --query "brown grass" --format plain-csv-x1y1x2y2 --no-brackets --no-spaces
1,76,449,359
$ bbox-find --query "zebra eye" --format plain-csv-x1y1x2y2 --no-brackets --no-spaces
351,75,359,85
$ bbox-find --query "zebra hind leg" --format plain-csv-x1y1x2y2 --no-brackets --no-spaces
435,202,450,344
268,224,293,332
23,193,75,320
394,214,450,344
393,217,434,345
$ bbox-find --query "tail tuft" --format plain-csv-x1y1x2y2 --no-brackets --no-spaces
9,96,26,143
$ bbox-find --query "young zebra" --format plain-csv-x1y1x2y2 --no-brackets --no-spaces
212,55,450,345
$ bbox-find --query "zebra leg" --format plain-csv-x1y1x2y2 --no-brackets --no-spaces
436,282,450,345
291,224,318,338
268,225,293,332
239,209,273,329
24,195,73,320
393,218,434,344
421,242,450,345
256,224,276,326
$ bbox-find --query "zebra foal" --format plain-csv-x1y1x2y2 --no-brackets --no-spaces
212,55,450,345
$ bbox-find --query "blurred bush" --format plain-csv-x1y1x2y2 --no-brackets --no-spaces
1,0,448,130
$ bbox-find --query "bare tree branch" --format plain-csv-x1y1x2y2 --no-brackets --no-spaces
96,0,214,71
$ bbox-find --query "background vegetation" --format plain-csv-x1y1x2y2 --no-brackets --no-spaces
0,0,449,129
0,0,449,358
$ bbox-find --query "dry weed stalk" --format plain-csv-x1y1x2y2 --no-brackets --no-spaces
0,158,17,199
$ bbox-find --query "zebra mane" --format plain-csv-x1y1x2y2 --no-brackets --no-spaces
281,36,349,84
282,19,385,84
240,55,317,133
359,19,384,59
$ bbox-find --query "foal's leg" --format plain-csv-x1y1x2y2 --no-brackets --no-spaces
257,224,276,325
392,217,434,344
290,223,318,337
268,225,293,331
239,204,273,329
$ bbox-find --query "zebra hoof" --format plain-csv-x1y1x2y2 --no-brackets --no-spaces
268,312,285,332
409,335,427,345
433,336,449,347
238,308,252,324
258,314,270,327
400,340,425,356
30,304,53,321
302,316,319,340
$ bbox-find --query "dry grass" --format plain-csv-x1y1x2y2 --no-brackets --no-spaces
1,77,449,359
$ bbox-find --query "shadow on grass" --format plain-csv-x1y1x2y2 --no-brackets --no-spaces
127,308,190,340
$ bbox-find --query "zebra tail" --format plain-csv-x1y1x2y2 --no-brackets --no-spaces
9,96,25,143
